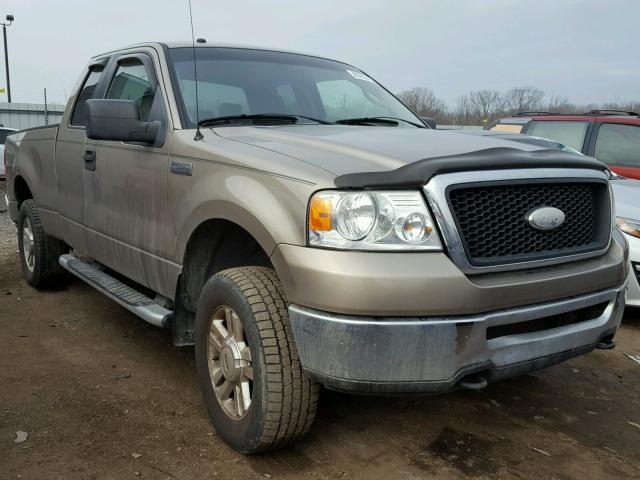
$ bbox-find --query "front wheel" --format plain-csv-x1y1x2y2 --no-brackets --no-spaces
194,266,319,453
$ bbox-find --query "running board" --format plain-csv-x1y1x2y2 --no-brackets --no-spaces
59,254,173,328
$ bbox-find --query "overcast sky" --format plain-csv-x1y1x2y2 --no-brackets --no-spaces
2,0,639,106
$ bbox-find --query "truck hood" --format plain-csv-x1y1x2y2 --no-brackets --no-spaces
212,125,540,176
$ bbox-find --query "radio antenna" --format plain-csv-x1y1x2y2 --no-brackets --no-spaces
188,0,203,141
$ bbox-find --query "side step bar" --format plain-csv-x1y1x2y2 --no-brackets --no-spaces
59,254,173,328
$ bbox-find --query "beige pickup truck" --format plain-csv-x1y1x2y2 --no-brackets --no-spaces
4,42,628,453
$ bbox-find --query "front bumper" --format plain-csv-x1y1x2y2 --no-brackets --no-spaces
289,287,625,394
271,231,628,317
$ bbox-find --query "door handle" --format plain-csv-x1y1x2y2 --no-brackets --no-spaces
83,150,96,171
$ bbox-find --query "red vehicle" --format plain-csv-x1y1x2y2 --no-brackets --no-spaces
488,110,640,179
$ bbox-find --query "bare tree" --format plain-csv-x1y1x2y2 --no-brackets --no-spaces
545,95,571,113
503,87,544,114
452,94,474,126
468,90,502,124
396,87,446,120
395,85,640,126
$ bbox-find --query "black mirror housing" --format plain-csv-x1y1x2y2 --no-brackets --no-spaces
420,116,437,129
86,99,160,144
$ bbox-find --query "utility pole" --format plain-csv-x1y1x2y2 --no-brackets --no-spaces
2,14,14,103
44,88,48,125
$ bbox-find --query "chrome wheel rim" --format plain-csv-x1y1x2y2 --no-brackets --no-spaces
22,217,35,272
207,305,253,420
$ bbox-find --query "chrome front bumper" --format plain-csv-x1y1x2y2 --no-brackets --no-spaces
289,287,626,394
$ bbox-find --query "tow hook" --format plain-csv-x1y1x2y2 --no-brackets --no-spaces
596,337,616,350
458,373,489,390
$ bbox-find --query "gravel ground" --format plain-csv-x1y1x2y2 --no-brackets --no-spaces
1,180,640,479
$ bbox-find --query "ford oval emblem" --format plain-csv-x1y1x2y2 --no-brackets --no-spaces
526,206,566,231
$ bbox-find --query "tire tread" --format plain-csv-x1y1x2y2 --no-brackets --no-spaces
216,266,319,451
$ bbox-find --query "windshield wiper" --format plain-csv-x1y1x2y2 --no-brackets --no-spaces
335,117,400,126
335,116,426,128
377,116,427,128
199,113,333,127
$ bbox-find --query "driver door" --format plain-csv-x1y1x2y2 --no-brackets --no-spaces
83,50,172,293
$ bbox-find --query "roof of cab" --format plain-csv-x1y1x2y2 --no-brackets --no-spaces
91,41,345,65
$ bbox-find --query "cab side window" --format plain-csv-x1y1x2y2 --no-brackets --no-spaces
107,60,157,122
594,123,640,167
70,67,104,127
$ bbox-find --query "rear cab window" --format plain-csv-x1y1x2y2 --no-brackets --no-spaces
107,60,158,122
594,123,640,167
316,79,392,120
526,121,589,151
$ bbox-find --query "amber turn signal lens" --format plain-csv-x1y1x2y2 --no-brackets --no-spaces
617,217,640,239
309,196,333,231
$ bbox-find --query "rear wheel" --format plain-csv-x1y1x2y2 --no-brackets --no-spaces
17,199,68,288
194,266,319,453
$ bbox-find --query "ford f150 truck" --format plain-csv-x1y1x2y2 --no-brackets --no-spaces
4,42,629,454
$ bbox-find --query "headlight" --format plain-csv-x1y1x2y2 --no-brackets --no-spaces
308,190,442,251
617,217,640,238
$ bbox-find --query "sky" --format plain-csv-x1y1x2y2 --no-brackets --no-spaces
1,0,639,106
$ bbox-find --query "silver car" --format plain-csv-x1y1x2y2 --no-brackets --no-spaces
611,178,640,307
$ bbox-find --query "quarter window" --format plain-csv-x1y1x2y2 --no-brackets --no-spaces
70,68,104,127
526,121,589,152
594,123,640,168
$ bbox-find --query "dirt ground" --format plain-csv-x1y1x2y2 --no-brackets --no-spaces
1,181,640,480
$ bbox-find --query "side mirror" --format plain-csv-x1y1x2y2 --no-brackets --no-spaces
420,116,437,129
86,99,160,144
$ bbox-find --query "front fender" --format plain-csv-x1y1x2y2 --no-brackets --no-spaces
172,171,314,264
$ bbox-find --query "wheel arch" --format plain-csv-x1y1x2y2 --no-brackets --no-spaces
13,175,34,209
179,216,275,311
171,212,283,346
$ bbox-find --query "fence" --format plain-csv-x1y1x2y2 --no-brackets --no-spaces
0,103,66,130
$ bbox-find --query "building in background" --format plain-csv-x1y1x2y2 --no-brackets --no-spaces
0,102,65,130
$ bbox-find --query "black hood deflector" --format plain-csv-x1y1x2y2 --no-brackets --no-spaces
333,147,607,189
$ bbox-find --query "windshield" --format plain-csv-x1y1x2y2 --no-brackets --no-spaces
500,134,582,155
526,120,589,151
168,47,421,127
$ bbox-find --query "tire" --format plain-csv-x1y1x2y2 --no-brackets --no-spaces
17,199,69,288
194,266,319,453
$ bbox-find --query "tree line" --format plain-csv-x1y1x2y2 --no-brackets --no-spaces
395,86,640,126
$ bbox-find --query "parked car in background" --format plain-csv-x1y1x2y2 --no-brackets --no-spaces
455,129,640,308
611,178,640,307
1,126,18,178
487,110,640,179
